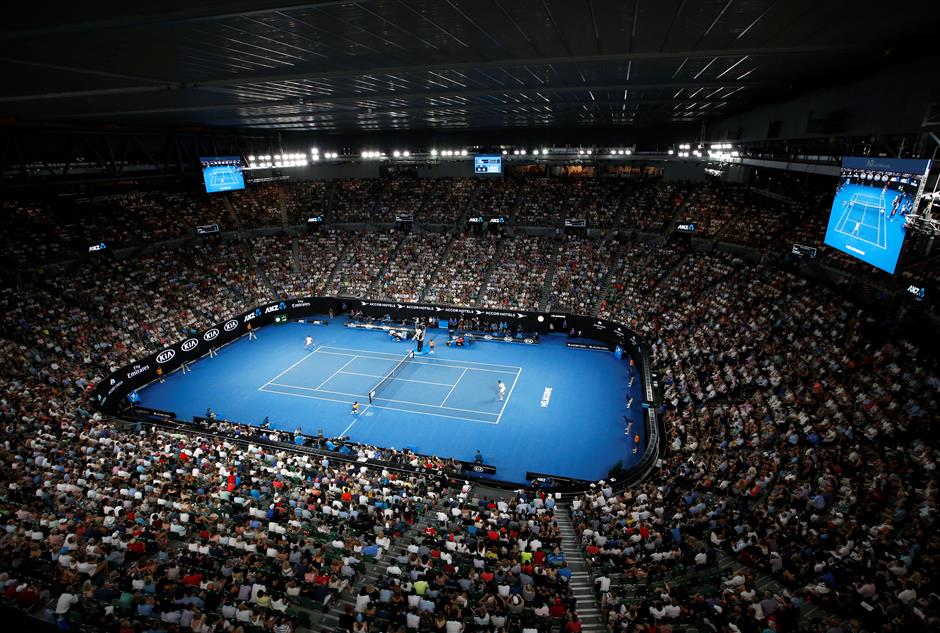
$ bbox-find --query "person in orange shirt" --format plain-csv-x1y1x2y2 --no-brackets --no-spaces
633,432,641,454
351,401,359,415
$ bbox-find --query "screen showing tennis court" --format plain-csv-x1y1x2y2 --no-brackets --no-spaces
823,156,930,274
200,156,245,193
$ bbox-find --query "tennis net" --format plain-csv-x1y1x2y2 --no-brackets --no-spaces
368,350,414,404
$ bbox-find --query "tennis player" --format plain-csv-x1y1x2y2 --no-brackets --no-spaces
497,380,506,401
304,335,314,350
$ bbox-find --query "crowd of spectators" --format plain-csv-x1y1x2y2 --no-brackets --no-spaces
471,180,519,221
479,236,551,311
349,488,594,633
597,242,685,325
373,180,427,224
547,236,619,314
332,181,381,223
2,177,936,297
620,183,684,232
285,182,331,225
513,179,567,226
564,180,624,228
375,233,452,303
325,231,401,297
228,186,284,229
585,251,939,633
419,179,475,224
422,233,501,306
0,174,938,633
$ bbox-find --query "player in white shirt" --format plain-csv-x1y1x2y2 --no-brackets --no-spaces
304,335,314,350
497,380,506,401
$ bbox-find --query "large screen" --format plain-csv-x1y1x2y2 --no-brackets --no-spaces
474,154,502,175
823,156,930,274
200,156,245,193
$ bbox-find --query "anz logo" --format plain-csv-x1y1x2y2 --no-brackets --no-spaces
244,311,258,323
181,338,199,352
224,319,238,332
203,328,220,342
156,349,176,364
264,302,286,314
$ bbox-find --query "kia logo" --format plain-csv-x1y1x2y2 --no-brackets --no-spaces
156,349,176,364
181,338,198,352
203,328,219,341
224,320,238,332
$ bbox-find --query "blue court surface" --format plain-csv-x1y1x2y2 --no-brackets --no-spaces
824,182,910,273
138,320,644,483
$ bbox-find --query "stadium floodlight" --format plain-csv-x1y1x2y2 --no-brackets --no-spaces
460,149,468,156
586,149,592,155
542,148,548,154
311,155,319,161
393,150,401,158
578,149,584,155
520,149,526,155
532,149,540,155
248,155,256,162
668,149,674,155
403,150,410,157
430,149,438,156
625,150,632,155
617,149,624,155
502,150,508,155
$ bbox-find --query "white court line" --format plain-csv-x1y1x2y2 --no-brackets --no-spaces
259,348,319,390
267,382,499,416
259,386,498,424
314,356,359,390
338,371,456,387
317,346,522,371
440,368,468,407
340,402,371,436
495,367,522,424
317,349,518,375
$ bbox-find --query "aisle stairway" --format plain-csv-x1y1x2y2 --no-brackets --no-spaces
591,240,627,316
474,235,507,303
369,231,407,292
556,502,606,633
538,236,563,311
419,233,456,301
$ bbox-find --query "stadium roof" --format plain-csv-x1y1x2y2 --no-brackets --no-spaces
1,0,936,134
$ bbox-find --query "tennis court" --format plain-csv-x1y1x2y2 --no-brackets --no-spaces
834,190,888,249
136,320,643,483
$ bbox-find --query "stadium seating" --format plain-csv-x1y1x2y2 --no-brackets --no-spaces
0,176,936,633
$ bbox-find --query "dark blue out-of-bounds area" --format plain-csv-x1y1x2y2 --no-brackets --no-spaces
139,319,644,483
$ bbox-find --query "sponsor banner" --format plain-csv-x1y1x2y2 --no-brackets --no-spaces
566,342,612,351
458,461,497,475
525,470,594,487
130,406,176,420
